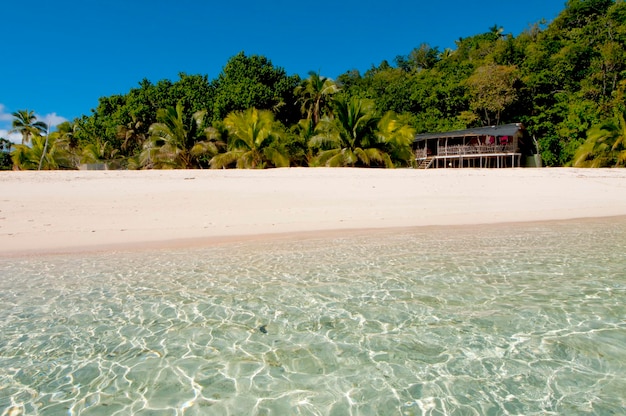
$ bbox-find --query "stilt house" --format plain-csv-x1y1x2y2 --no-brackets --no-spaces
414,123,531,169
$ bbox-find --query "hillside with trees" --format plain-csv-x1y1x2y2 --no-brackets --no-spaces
3,0,625,170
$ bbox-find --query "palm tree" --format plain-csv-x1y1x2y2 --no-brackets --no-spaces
376,112,417,166
50,121,80,167
140,103,220,169
10,110,48,145
290,118,316,165
573,108,626,167
294,71,339,125
53,121,79,148
80,139,119,166
117,115,147,155
309,96,393,167
209,108,289,169
12,135,72,170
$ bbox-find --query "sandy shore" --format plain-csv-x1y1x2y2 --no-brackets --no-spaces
1,168,626,256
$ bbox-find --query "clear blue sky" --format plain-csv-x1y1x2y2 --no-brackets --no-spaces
1,0,565,141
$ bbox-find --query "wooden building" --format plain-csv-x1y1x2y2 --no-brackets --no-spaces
414,123,530,169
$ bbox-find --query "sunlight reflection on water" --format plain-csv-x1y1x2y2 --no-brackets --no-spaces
1,218,625,415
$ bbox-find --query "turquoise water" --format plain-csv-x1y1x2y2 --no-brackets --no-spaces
1,218,625,415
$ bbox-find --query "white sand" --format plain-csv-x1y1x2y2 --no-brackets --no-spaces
1,168,626,256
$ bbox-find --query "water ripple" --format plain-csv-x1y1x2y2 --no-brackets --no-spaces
1,219,625,415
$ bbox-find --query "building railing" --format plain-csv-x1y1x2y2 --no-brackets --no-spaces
416,144,517,158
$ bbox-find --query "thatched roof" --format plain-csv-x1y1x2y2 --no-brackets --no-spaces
414,123,524,142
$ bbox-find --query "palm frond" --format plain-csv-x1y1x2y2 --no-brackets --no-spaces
11,135,72,170
191,141,219,158
309,132,341,149
192,110,208,129
221,108,287,168
572,138,597,167
314,148,341,166
209,150,243,169
574,109,626,167
342,148,358,166
326,150,350,167
354,147,370,166
363,147,393,168
264,147,290,168
237,150,263,169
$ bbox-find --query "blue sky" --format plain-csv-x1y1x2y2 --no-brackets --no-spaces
1,0,565,142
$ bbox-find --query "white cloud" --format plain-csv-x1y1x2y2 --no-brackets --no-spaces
38,112,68,130
0,104,13,122
0,104,14,142
0,129,21,144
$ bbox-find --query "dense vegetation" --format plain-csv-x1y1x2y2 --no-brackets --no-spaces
2,0,625,170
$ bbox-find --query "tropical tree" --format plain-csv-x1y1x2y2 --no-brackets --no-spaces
395,43,440,72
309,97,393,167
116,116,145,154
209,108,289,169
10,110,48,145
140,103,221,169
52,121,79,149
573,108,626,167
294,71,339,124
48,121,81,167
80,139,120,166
0,138,13,170
466,64,519,125
211,52,301,125
376,112,417,166
11,135,72,170
287,118,317,166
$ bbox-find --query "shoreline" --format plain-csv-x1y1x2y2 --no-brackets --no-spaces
2,168,626,257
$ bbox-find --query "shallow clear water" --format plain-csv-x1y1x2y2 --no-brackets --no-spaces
1,218,625,415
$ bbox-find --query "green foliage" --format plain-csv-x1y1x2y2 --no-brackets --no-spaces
394,43,440,72
573,81,626,166
141,103,219,169
466,64,519,125
81,139,120,166
294,71,339,124
376,112,417,166
211,52,300,125
573,114,626,166
451,25,504,63
11,135,73,170
0,138,13,170
285,119,315,167
49,121,81,167
10,110,48,145
353,67,417,115
512,0,626,165
8,114,77,170
75,74,214,155
16,1,626,169
554,0,614,31
210,108,289,169
310,97,395,168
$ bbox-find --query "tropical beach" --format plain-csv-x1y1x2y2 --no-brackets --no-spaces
2,170,626,414
2,0,626,413
1,167,626,256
